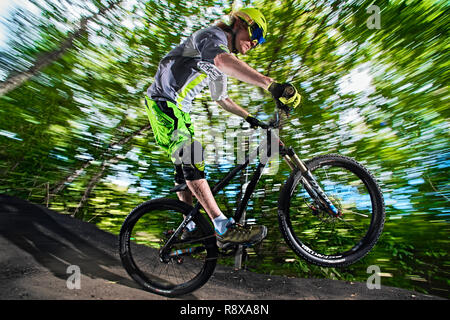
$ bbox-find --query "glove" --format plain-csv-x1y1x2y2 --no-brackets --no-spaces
268,82,302,108
245,114,267,129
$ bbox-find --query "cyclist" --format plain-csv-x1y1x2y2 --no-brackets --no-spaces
145,7,301,246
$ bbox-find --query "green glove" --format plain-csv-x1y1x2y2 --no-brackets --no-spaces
268,82,302,108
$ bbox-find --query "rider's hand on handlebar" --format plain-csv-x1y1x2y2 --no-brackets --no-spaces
245,114,268,129
268,82,302,109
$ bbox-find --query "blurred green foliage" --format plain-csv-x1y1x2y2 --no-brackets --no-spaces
0,0,448,298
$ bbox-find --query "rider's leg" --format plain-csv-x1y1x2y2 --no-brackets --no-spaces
178,148,230,234
144,98,265,243
185,178,221,219
176,142,266,244
185,178,230,235
176,188,193,206
173,143,231,235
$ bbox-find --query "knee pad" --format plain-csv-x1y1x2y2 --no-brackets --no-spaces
174,165,185,184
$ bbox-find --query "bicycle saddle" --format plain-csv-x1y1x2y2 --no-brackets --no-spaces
169,183,188,193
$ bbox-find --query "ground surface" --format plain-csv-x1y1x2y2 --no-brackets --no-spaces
0,194,442,301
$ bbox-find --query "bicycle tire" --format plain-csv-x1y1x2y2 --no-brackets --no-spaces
278,154,385,267
119,198,218,297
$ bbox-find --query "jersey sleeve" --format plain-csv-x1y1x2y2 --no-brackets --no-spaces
197,61,228,101
193,28,230,64
194,28,229,101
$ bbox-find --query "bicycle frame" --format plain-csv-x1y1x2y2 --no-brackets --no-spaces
160,127,281,255
160,126,287,256
210,127,291,223
160,111,339,258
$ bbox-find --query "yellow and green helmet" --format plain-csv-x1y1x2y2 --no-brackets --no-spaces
233,7,267,45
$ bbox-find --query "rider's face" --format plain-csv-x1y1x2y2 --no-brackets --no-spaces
235,23,257,55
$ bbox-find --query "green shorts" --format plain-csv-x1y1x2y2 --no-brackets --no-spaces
144,96,205,181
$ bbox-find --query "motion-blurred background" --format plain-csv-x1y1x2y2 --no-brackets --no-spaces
0,0,448,298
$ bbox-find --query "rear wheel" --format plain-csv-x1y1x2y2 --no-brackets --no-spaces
119,198,217,297
278,154,385,267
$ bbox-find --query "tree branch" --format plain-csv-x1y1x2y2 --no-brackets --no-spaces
0,0,123,96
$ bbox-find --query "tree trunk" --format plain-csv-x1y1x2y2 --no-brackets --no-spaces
0,0,123,96
45,123,150,204
71,154,123,219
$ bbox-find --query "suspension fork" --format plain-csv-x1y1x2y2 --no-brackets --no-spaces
280,143,340,216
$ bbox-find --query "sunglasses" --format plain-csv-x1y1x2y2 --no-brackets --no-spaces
248,23,265,47
239,18,265,47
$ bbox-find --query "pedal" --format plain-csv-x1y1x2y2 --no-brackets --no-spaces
217,241,234,250
217,242,238,256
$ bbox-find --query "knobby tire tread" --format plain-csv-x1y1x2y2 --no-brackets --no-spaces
119,198,217,297
278,154,385,267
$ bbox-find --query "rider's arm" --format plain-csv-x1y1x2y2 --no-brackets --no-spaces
214,52,273,90
216,97,250,119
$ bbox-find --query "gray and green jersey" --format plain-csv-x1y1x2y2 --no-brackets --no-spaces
147,26,230,113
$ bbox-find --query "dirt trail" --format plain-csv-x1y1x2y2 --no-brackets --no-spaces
0,194,441,301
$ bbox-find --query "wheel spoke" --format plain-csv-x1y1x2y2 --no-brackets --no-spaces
345,210,370,218
336,217,368,234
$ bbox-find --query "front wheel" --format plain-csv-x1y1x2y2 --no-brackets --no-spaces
278,154,385,267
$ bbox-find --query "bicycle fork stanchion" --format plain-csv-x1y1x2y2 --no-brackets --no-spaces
302,171,341,216
282,144,341,217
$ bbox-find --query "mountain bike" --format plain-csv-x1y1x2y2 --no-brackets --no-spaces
118,101,385,297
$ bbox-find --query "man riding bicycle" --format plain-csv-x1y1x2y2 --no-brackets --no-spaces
145,7,301,246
